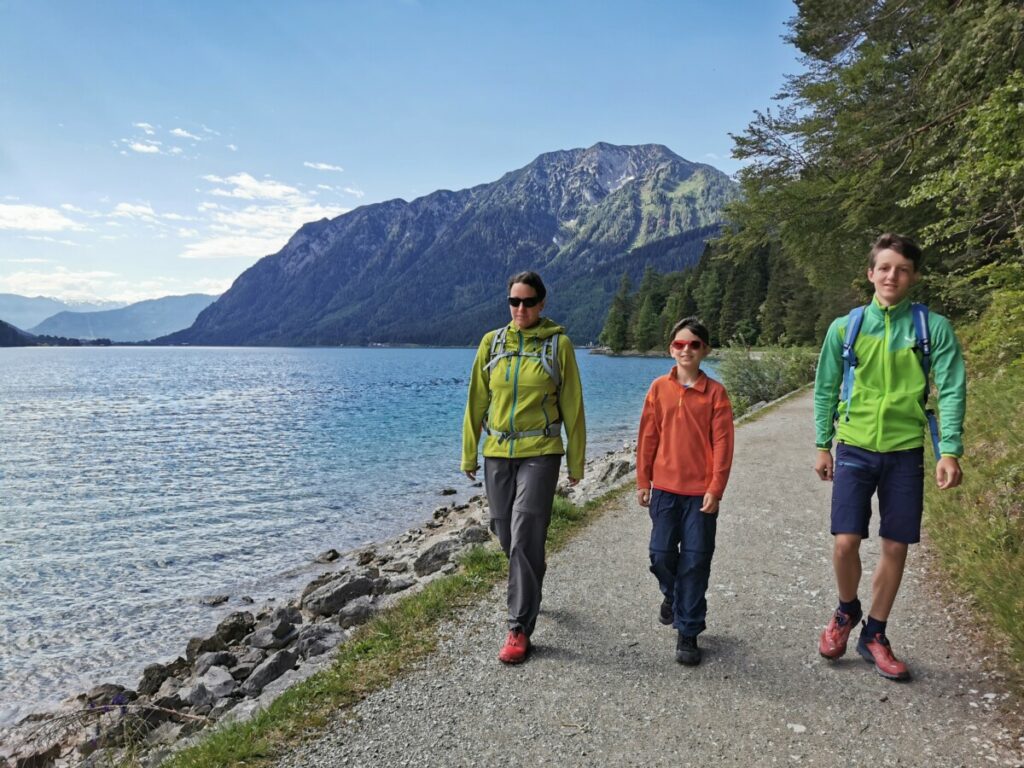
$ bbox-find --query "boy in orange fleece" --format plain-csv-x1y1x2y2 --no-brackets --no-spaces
636,317,735,665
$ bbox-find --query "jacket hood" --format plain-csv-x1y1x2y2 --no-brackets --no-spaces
506,317,565,339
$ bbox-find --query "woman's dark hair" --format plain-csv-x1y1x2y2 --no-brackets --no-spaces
507,271,546,301
670,316,711,348
869,233,922,270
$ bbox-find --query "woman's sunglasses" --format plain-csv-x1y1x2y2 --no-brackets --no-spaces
508,296,541,308
671,339,704,351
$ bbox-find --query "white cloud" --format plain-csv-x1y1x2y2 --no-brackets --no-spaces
304,161,344,172
133,122,156,135
2,257,51,264
0,266,120,300
344,187,366,198
112,202,157,219
170,128,202,140
177,227,200,238
316,184,334,191
205,172,303,201
129,142,161,154
22,235,82,246
201,124,220,136
180,234,287,260
0,204,79,231
170,147,184,155
227,143,238,152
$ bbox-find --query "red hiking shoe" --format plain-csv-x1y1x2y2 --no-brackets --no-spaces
818,608,857,659
498,628,529,664
857,632,911,681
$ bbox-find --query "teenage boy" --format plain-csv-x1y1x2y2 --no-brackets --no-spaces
637,317,734,666
814,233,966,681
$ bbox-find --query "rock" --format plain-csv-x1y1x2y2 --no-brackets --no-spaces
181,682,217,710
295,624,344,659
12,742,60,767
197,666,237,699
301,573,375,616
433,506,451,519
185,633,226,664
215,612,255,644
301,570,347,600
439,487,457,495
413,538,461,576
199,594,229,607
154,676,183,701
137,658,187,697
144,721,183,747
598,458,632,484
382,576,417,594
356,549,375,566
381,559,409,573
236,647,266,665
314,548,341,563
151,693,185,712
247,625,299,650
85,683,131,705
241,649,298,697
209,697,238,719
337,596,375,629
230,662,259,681
460,524,491,544
194,651,237,678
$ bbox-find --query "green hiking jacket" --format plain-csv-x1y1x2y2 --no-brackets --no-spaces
462,318,587,479
814,296,966,457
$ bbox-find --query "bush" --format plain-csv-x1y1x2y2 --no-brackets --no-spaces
716,348,818,417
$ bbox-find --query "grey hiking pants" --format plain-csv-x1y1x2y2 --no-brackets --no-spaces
484,454,562,636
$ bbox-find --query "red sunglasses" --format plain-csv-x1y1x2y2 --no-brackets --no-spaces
671,339,704,351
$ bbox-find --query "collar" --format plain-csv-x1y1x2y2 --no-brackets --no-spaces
871,295,912,317
669,367,708,392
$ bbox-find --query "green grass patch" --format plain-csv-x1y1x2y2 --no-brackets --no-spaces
924,368,1024,664
716,347,818,418
153,491,614,768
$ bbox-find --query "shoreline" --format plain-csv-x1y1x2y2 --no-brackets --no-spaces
0,442,638,766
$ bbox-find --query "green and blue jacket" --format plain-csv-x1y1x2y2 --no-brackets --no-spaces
814,296,966,457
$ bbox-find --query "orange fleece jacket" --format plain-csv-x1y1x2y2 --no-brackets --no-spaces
636,368,735,499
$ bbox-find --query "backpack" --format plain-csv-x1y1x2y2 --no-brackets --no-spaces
839,303,941,460
481,326,562,444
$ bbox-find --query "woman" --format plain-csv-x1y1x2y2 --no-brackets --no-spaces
461,271,586,664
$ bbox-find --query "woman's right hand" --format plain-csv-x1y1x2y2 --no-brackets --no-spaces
636,488,650,507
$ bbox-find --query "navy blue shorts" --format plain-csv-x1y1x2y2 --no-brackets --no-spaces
831,443,925,544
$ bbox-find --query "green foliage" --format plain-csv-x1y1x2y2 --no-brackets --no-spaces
716,348,819,418
925,367,1024,663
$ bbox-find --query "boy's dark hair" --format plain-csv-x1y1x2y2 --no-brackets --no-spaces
869,233,922,271
508,271,547,301
670,316,711,348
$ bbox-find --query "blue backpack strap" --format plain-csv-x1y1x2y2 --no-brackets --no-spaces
911,303,942,461
839,305,866,422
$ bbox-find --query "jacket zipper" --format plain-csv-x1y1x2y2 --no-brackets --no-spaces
508,332,523,457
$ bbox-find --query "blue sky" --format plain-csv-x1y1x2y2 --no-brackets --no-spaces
0,0,800,303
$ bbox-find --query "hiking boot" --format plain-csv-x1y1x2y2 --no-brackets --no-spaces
819,608,859,659
659,597,673,625
498,628,529,664
857,631,910,681
675,633,701,666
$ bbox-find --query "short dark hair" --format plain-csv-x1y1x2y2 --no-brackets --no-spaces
508,271,547,301
670,316,710,348
869,233,922,270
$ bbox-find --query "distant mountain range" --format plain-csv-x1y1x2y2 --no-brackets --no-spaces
162,143,739,347
29,294,218,342
0,294,126,331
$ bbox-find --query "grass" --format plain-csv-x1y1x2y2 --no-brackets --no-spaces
924,369,1024,665
151,492,616,768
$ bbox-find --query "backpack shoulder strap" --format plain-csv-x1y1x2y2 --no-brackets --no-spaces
911,303,931,381
839,305,866,407
540,334,561,390
483,326,509,372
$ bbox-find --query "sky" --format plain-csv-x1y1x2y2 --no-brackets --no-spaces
0,0,801,304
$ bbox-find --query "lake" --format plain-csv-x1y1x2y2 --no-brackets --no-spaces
0,345,708,723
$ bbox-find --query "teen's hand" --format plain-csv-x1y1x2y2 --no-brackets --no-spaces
637,489,651,507
815,450,834,482
700,493,719,514
936,456,963,490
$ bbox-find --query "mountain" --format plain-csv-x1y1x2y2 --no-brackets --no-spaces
0,319,33,347
163,143,739,346
0,294,126,330
30,294,219,342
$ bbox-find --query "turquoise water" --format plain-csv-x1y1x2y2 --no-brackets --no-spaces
0,346,707,723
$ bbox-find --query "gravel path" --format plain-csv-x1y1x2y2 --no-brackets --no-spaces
276,392,1023,767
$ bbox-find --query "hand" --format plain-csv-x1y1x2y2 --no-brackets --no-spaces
636,488,651,507
700,492,719,514
567,477,580,487
464,470,477,482
936,456,963,490
815,450,834,482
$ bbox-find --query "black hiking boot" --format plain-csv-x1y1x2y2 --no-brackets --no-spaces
675,633,701,666
659,597,673,625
